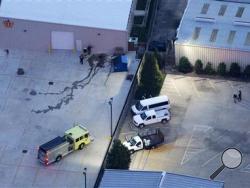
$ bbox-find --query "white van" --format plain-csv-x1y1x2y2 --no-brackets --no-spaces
131,95,170,115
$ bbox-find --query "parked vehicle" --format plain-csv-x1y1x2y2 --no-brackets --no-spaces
131,95,170,115
123,129,164,153
148,41,166,52
38,124,92,165
133,109,170,128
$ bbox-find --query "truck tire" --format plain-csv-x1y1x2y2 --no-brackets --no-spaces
161,119,167,124
56,155,62,162
79,143,85,150
139,124,144,128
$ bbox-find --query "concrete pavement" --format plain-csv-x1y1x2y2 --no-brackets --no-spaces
0,49,138,188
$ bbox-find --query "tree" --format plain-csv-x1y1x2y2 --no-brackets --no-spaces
194,59,203,74
204,62,216,75
243,65,250,79
178,56,193,73
229,62,241,77
136,53,164,99
106,139,131,169
153,49,165,70
217,62,227,76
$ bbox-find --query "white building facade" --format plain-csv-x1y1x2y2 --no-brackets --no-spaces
175,0,250,70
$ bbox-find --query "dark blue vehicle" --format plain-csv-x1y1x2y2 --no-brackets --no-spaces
148,41,166,52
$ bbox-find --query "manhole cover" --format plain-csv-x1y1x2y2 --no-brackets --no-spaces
22,150,28,154
49,81,54,85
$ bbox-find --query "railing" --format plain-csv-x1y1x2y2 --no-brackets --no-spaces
94,56,144,188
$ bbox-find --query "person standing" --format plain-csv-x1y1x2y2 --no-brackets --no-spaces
79,53,84,64
238,90,242,102
233,94,237,103
4,49,9,56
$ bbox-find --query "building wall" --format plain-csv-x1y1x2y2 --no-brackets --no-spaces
0,17,128,54
175,43,250,70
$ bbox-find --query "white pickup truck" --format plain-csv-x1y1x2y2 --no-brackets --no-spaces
133,109,170,128
123,128,164,153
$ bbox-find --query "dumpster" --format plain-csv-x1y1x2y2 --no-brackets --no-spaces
113,55,128,72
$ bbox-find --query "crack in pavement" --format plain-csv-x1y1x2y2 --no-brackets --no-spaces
31,65,100,114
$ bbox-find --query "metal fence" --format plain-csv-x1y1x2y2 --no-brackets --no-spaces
94,56,143,188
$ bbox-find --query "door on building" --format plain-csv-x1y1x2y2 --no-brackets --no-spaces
76,40,82,52
51,31,74,50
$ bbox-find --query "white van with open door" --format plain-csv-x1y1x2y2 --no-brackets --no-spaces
131,95,170,115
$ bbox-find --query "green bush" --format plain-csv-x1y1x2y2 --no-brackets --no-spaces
106,139,131,169
243,65,250,79
178,56,193,73
217,62,227,76
229,62,241,77
135,53,164,99
194,59,203,74
204,62,216,75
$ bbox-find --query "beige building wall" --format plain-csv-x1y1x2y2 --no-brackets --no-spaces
175,43,250,71
0,17,128,54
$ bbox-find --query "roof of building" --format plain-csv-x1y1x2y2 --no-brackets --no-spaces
99,169,224,188
99,170,163,188
161,172,224,188
0,0,132,31
176,0,250,51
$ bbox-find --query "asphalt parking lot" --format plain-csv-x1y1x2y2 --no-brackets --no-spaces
0,49,138,188
119,74,250,188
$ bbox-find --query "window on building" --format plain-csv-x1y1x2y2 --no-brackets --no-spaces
227,31,236,44
218,5,227,16
210,29,219,42
192,27,201,40
201,3,210,14
245,32,250,46
235,7,245,18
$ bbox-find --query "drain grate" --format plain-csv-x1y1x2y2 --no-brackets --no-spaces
48,81,54,85
22,149,28,154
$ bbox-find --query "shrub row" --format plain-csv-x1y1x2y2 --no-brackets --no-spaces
178,57,250,78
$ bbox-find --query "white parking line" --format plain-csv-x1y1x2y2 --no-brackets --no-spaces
240,164,250,173
181,131,194,165
201,153,221,167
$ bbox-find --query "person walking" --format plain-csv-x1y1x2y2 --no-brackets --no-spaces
4,49,9,56
233,94,237,103
79,53,84,64
238,90,242,102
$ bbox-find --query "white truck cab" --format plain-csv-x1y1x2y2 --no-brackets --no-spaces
133,109,170,128
123,136,144,152
123,129,165,153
